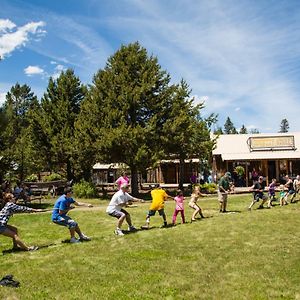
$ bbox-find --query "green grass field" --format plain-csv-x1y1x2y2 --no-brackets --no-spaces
0,194,300,300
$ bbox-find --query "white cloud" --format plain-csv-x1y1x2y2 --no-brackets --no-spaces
52,64,67,79
0,92,6,105
0,19,46,59
235,107,240,112
24,65,45,76
0,19,16,33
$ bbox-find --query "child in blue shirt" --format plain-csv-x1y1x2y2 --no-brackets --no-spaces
52,187,93,243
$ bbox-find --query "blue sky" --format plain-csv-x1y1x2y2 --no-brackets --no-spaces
1,0,300,132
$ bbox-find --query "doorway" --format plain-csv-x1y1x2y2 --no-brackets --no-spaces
268,161,276,182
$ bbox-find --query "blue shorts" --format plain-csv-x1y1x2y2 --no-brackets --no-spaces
0,225,7,234
147,209,165,217
52,215,78,229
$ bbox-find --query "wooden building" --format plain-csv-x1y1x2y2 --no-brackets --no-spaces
212,132,300,186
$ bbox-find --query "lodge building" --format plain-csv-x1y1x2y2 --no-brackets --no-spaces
212,132,300,186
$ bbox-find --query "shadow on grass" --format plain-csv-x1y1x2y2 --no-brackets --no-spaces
2,243,56,255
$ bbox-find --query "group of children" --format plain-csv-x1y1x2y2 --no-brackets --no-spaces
107,182,207,235
248,174,300,210
1,172,299,250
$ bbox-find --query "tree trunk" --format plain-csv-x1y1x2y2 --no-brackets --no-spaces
179,157,185,190
130,165,139,196
66,159,73,181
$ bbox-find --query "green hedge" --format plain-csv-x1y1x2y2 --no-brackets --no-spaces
73,180,97,199
198,182,217,194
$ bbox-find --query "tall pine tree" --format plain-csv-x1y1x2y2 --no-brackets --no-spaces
39,69,86,180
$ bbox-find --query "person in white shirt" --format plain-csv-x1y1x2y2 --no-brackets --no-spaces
106,183,143,236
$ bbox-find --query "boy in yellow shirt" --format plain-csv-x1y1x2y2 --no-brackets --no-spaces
141,184,173,229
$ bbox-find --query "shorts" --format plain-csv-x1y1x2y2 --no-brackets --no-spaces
108,209,129,219
0,225,7,234
147,209,165,217
52,215,78,229
288,190,296,195
218,191,228,203
254,194,267,202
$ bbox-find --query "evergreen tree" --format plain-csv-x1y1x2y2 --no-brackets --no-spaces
161,80,215,189
1,83,39,180
77,42,176,195
213,126,223,135
239,125,248,134
279,118,289,133
224,117,237,134
250,128,260,134
39,69,86,180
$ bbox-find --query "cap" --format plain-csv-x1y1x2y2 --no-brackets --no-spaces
225,172,231,177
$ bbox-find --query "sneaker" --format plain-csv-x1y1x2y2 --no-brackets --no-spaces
70,237,80,243
257,205,264,209
28,246,39,251
114,228,124,236
128,226,137,232
80,234,91,241
141,225,149,230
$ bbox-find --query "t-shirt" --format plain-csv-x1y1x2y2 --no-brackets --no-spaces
106,190,133,213
253,182,264,198
218,176,230,192
268,182,276,194
52,195,75,221
174,195,184,211
149,189,168,211
116,176,129,189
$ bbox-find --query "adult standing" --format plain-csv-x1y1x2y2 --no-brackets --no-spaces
52,187,93,243
106,183,143,236
251,168,259,184
115,171,130,190
0,193,44,251
218,172,232,213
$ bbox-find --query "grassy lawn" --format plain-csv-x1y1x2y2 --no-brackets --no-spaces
0,194,300,299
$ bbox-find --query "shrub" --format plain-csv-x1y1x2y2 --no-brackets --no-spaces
44,173,62,182
199,182,217,194
73,180,97,199
25,174,38,182
235,165,245,176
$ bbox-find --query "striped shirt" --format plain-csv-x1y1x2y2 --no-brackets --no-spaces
0,202,33,226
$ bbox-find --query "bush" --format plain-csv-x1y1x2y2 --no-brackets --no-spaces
199,182,217,194
73,180,97,199
25,174,38,182
44,173,62,182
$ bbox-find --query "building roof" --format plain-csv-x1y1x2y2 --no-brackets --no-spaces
93,163,124,170
212,132,300,161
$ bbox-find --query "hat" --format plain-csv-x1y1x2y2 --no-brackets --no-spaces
225,172,231,177
120,183,129,189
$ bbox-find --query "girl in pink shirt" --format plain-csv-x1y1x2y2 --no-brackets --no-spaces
115,172,130,190
172,189,185,225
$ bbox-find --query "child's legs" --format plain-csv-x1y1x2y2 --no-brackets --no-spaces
1,227,29,250
191,204,200,220
180,210,185,223
6,224,18,247
158,209,167,223
172,209,179,223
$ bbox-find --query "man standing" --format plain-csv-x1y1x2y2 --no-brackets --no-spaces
106,183,143,236
218,172,232,213
52,187,93,243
